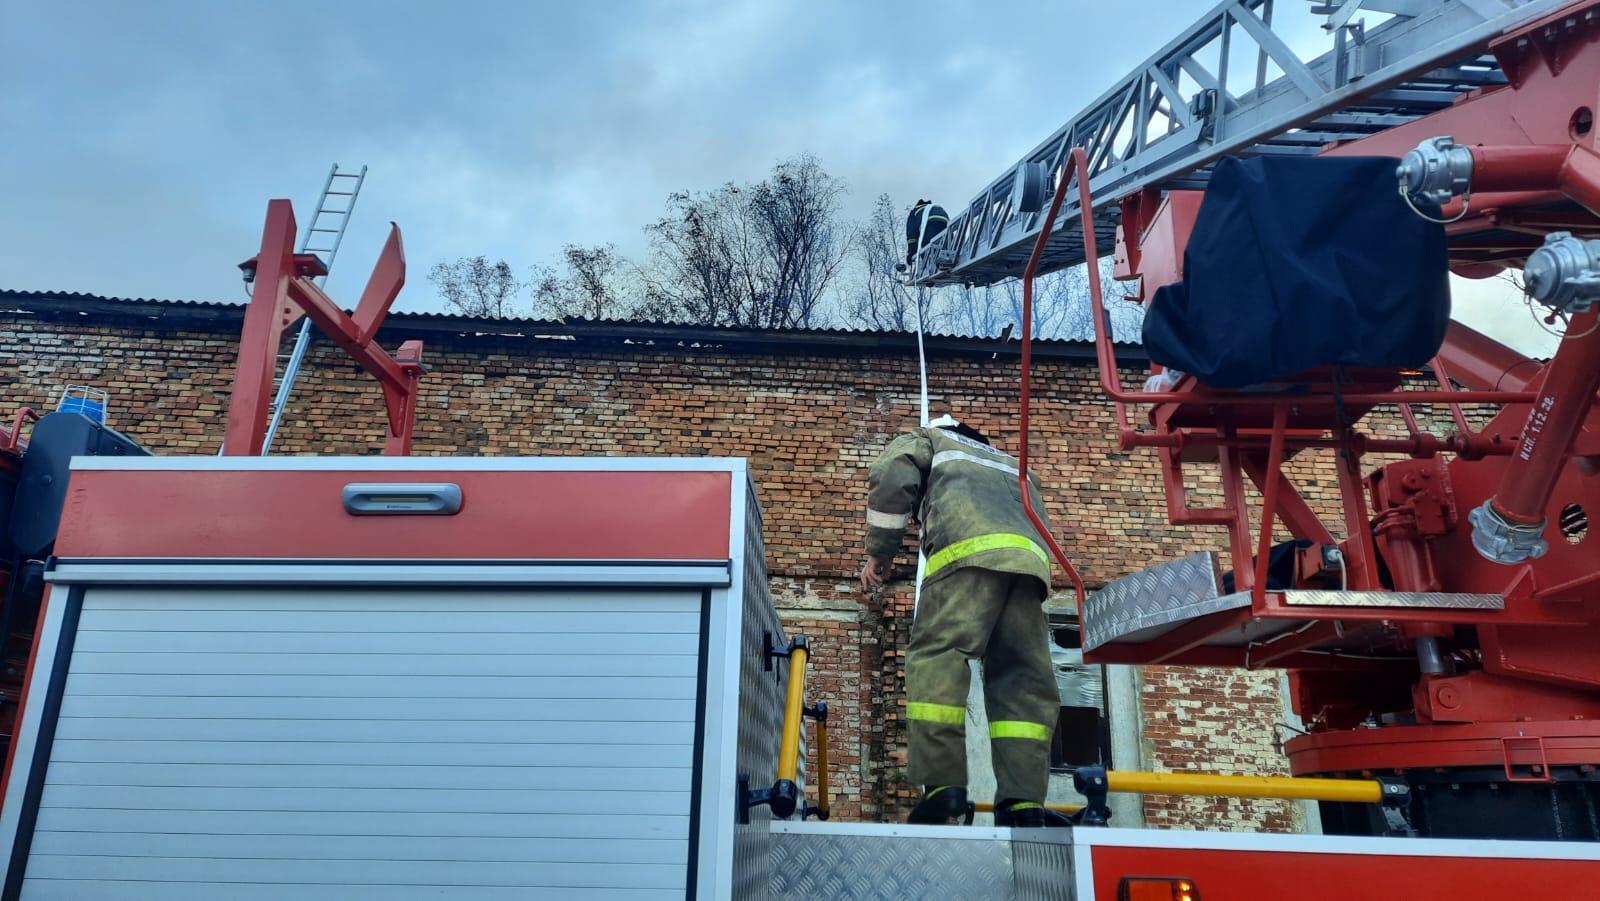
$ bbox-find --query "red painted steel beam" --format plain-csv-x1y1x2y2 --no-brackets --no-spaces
1086,642,1409,672
1250,406,1289,602
0,407,38,454
1254,592,1588,628
225,200,425,456
1248,620,1371,669
1019,155,1089,608
353,225,405,343
1242,456,1340,548
1126,607,1257,665
224,200,299,456
1488,307,1600,527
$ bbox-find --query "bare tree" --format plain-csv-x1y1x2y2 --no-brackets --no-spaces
943,282,1011,338
840,195,941,332
1051,257,1145,341
939,257,1144,341
644,155,851,329
429,256,523,318
531,243,640,320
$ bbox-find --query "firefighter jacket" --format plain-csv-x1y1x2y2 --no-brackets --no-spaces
866,426,1054,587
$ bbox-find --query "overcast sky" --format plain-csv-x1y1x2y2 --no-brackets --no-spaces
0,1,1558,357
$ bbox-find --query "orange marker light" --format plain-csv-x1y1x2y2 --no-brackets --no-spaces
1118,876,1200,901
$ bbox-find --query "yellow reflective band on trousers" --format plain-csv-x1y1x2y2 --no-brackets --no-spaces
923,533,1049,578
989,720,1052,741
907,701,966,725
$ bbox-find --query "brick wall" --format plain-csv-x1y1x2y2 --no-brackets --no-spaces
2,300,1421,830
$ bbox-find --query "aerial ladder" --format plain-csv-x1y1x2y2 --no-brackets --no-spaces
260,164,367,454
910,0,1600,846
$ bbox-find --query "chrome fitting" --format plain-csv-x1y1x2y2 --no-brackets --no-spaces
1524,232,1600,315
1468,500,1548,565
1397,136,1473,205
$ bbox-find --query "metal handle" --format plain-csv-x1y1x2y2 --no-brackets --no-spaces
341,483,462,515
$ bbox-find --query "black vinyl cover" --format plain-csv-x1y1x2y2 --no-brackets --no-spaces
1142,156,1451,388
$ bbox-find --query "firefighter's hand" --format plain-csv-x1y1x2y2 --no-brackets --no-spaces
859,556,889,593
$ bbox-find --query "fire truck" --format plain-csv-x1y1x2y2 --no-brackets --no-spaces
2,0,1600,897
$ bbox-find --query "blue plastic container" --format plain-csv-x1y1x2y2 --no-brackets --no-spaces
58,396,106,423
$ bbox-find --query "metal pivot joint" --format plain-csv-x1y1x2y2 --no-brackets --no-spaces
1397,136,1474,204
1468,499,1548,564
761,631,805,671
1072,766,1114,827
740,775,800,824
1524,232,1600,315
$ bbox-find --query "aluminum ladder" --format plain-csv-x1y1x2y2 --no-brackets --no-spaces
261,163,368,454
908,0,1570,288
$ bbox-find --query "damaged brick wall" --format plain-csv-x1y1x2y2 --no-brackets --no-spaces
1,301,1438,830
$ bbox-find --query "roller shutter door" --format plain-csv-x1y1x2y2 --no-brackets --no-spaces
21,586,702,900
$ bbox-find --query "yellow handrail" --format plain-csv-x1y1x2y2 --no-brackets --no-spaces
811,712,831,820
742,636,833,822
1106,769,1385,805
777,642,809,784
974,801,1083,814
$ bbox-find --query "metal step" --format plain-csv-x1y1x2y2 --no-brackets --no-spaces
767,821,1072,899
1082,552,1502,659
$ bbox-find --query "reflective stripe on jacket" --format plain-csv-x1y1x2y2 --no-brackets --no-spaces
865,426,1053,586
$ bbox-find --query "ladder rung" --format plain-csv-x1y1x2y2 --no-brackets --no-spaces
309,227,339,233
325,191,355,196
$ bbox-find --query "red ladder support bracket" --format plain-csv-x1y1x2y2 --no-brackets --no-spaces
225,199,425,456
1501,735,1554,783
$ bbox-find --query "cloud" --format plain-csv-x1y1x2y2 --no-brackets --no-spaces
0,0,1573,366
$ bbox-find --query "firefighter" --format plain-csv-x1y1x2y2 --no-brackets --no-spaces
905,200,949,268
860,411,1059,828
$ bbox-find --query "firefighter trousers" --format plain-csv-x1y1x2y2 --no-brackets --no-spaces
906,567,1057,804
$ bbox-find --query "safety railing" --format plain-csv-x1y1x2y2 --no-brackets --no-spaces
1014,146,1560,616
1070,767,1411,832
741,636,832,822
0,408,39,454
979,768,1409,831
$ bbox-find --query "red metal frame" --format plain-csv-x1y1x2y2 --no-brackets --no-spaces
1028,2,1600,776
1084,837,1600,900
227,199,425,456
1019,180,1089,607
55,466,734,561
1033,145,1538,625
0,407,38,455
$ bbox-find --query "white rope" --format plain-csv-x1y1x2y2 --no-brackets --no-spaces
914,284,929,614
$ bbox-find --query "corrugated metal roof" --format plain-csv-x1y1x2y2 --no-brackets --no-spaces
0,289,1147,362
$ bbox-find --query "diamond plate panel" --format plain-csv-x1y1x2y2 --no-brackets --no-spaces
769,829,1016,900
1283,590,1504,609
1013,837,1077,901
1083,552,1238,651
732,482,796,901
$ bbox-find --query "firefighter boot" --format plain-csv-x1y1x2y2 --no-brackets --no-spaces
908,786,974,825
994,800,1073,827
993,800,1045,827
